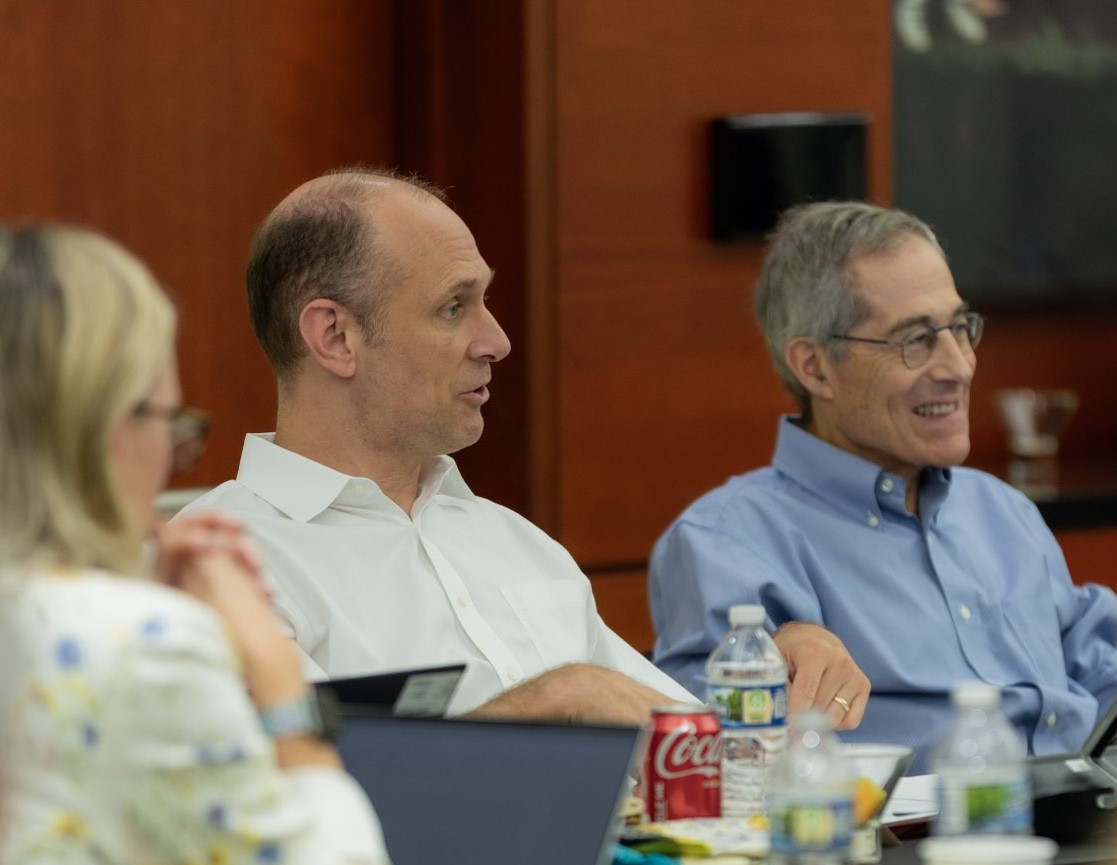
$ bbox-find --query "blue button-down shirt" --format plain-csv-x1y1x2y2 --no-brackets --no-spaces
649,416,1117,772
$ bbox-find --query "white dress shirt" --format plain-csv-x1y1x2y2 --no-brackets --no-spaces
184,434,695,715
1,570,387,865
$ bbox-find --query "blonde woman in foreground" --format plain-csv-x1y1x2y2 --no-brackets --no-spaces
0,225,390,865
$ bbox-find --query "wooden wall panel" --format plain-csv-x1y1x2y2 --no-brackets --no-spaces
0,0,396,489
393,1,531,514
542,1,1117,578
549,1,893,566
1055,528,1117,597
4,0,1115,621
590,569,656,656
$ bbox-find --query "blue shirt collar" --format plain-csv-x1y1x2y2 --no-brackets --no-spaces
771,415,953,523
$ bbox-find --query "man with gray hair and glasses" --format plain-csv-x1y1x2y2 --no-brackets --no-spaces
648,201,1117,772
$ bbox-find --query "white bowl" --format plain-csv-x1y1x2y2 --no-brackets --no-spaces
841,743,915,816
918,835,1058,865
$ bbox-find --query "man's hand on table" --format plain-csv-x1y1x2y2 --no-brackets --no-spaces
773,621,870,730
465,663,679,726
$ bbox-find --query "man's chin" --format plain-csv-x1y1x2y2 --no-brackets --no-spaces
929,441,970,469
442,424,485,456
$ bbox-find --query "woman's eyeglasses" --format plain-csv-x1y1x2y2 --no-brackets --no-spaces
132,403,212,473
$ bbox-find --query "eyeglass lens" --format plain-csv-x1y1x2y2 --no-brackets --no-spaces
901,313,983,368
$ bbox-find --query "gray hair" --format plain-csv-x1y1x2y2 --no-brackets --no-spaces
754,201,944,417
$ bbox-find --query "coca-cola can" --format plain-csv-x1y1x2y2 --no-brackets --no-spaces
643,704,722,821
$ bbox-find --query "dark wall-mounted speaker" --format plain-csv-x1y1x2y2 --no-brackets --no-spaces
709,112,870,242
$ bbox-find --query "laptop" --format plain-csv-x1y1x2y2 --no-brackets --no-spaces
335,710,645,865
323,663,466,717
1030,695,1117,845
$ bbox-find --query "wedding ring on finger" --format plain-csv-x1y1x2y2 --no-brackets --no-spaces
831,694,852,713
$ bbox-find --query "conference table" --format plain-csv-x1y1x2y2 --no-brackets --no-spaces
879,838,1116,864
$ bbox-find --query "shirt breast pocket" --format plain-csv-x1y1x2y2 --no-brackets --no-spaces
501,580,593,667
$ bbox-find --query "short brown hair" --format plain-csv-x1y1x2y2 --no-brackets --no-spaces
246,167,448,377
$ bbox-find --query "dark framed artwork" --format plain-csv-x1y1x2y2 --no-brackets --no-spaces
893,0,1117,309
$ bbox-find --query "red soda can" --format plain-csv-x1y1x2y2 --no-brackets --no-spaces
643,704,723,821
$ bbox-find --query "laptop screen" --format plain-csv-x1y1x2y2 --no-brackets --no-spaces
335,711,644,865
326,664,466,717
1088,696,1117,785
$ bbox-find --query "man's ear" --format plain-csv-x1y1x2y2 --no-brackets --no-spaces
785,337,835,402
298,299,358,379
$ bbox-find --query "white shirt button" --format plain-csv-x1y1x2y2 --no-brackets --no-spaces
880,478,894,493
508,671,521,682
867,515,880,528
456,596,469,608
959,604,971,620
1047,712,1058,728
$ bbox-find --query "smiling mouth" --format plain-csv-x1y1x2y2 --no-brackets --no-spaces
914,402,957,417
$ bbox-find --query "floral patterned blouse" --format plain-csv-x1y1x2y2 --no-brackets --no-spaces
0,569,390,865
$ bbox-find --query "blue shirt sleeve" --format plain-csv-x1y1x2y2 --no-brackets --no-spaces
648,514,824,700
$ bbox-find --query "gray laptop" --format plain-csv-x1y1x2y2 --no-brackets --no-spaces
1030,693,1117,798
335,711,644,865
1029,695,1117,847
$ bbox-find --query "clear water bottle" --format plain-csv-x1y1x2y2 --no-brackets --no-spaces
767,710,854,865
931,680,1032,836
705,604,789,818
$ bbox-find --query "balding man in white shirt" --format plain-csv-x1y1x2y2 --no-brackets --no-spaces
183,167,867,728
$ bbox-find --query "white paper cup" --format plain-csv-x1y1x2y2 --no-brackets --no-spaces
917,835,1058,865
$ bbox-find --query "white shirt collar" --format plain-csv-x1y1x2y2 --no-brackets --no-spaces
235,433,475,523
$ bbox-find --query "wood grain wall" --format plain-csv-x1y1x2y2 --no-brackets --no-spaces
0,0,397,491
546,2,895,566
531,1,1117,644
2,0,1115,651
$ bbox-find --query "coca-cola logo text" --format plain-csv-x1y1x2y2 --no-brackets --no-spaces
653,725,722,779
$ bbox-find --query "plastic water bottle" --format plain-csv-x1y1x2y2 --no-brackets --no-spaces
705,604,789,818
931,680,1032,836
767,710,854,865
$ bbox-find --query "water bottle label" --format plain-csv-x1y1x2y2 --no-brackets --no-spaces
935,774,1032,835
709,683,788,728
769,797,853,855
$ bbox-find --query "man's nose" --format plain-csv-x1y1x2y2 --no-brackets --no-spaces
473,306,511,362
927,329,975,381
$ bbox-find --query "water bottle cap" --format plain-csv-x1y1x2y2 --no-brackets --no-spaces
728,604,765,626
950,680,1000,709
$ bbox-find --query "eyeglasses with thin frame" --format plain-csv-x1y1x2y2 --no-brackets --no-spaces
828,311,985,370
132,403,212,473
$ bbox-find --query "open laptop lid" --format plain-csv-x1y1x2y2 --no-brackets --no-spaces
335,711,645,865
1029,693,1117,843
325,663,466,717
1085,693,1117,785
